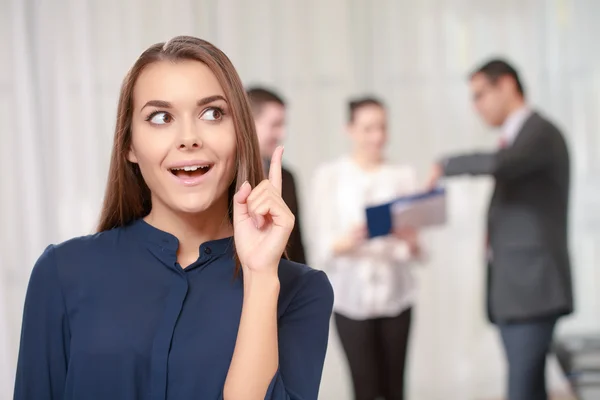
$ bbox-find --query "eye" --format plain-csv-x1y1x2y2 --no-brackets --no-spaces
201,107,224,121
146,111,173,125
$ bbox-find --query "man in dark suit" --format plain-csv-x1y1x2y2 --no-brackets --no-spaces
427,59,573,400
246,87,306,264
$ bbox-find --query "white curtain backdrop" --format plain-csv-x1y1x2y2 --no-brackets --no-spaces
2,0,599,399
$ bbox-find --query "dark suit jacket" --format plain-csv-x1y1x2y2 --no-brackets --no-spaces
264,159,306,264
443,111,573,323
281,166,306,264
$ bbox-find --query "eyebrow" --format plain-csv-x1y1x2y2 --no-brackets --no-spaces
140,95,227,112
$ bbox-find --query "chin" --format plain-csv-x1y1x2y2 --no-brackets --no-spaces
168,194,214,215
264,146,279,159
173,204,212,215
482,114,504,127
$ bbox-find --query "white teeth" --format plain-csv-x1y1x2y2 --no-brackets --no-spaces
171,165,209,171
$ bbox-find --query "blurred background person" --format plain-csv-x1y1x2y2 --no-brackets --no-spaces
311,97,422,400
426,59,573,400
247,87,306,264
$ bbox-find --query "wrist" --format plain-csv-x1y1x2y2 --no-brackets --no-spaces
243,267,280,294
332,238,349,256
437,159,447,173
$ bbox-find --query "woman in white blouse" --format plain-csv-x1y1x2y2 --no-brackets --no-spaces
311,97,421,400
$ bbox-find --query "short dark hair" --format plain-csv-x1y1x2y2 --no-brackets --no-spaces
246,87,285,116
470,59,525,97
348,96,385,123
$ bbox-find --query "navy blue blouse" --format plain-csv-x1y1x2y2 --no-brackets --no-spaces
14,219,334,399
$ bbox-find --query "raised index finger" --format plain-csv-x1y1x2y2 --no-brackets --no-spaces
269,145,284,194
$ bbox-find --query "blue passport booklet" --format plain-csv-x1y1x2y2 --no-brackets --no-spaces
365,187,447,238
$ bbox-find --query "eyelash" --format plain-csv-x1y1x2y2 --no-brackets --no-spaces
144,106,226,124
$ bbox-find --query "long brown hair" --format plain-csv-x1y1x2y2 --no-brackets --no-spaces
97,36,264,271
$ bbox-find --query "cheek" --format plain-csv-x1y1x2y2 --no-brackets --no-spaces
274,127,285,139
367,131,383,145
213,128,237,172
130,129,170,174
254,124,266,141
476,100,491,116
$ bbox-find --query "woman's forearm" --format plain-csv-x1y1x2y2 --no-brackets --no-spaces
223,269,280,400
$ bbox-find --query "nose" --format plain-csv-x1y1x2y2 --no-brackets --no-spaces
177,123,202,150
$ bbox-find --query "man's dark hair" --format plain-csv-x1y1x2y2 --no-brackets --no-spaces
470,59,525,97
348,96,385,123
246,87,285,116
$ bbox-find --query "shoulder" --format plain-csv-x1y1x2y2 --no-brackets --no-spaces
281,165,294,180
51,228,122,264
386,163,416,179
381,163,418,189
529,111,564,137
281,165,298,192
33,228,125,283
28,244,60,286
26,228,117,298
526,111,569,155
277,259,334,316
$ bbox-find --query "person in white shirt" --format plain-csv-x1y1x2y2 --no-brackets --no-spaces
311,97,421,400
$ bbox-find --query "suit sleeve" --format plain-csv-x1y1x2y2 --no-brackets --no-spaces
283,170,306,264
263,270,334,399
443,125,554,180
14,245,70,399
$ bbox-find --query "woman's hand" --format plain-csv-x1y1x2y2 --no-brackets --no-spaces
233,146,294,274
333,225,367,256
393,226,421,257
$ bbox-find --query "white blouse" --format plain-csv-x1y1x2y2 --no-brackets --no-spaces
310,156,419,320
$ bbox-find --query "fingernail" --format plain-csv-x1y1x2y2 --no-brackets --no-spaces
237,181,248,193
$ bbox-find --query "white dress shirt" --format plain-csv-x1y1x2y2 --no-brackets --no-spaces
501,105,532,146
310,156,419,320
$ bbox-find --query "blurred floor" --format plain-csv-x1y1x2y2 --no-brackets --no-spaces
319,319,582,400
484,396,574,400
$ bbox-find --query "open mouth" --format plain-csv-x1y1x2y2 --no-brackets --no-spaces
169,164,212,179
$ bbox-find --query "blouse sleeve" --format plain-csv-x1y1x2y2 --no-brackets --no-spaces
14,245,71,400
263,270,334,399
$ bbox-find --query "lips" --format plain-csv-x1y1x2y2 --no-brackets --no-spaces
169,164,211,178
167,162,214,187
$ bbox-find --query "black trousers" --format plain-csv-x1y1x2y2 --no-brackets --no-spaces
498,316,558,400
334,308,412,400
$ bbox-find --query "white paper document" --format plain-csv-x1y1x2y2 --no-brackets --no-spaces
391,187,447,229
365,187,447,237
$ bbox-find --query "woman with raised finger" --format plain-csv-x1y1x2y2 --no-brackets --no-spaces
14,36,333,400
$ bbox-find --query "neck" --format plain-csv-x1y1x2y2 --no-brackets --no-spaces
352,151,383,171
505,97,526,119
145,197,233,265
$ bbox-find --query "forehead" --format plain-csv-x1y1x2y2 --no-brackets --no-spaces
353,104,385,123
257,102,285,120
470,73,491,90
133,60,225,106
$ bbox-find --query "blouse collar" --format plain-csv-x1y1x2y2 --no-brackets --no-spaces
127,218,234,258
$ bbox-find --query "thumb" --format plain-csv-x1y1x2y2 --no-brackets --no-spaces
233,181,252,224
